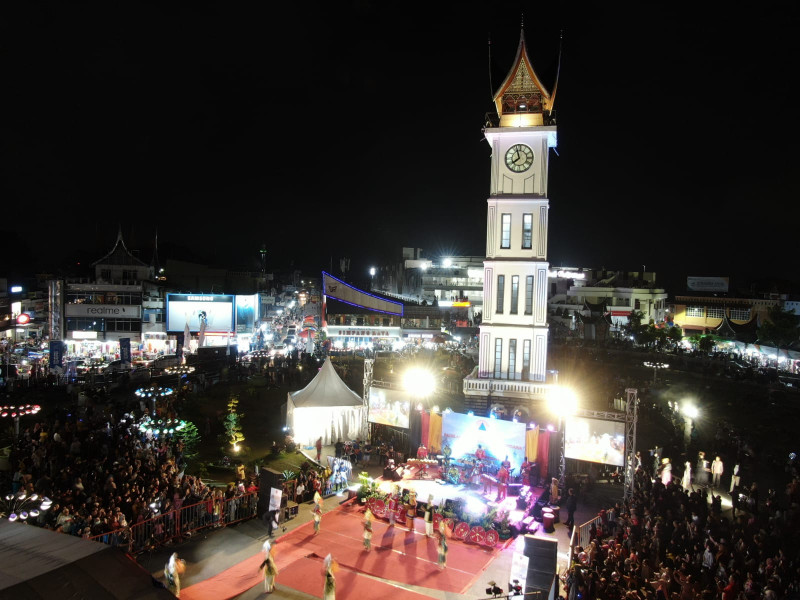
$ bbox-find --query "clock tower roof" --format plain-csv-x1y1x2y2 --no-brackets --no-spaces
492,27,558,127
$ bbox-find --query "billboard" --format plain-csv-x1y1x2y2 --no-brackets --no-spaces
166,294,235,333
236,294,257,333
687,276,729,292
322,271,403,315
442,412,526,472
367,386,410,429
564,416,625,466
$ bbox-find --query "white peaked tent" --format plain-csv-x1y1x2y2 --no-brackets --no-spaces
286,357,365,447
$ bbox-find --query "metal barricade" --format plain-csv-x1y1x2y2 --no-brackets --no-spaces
86,491,258,555
569,514,602,565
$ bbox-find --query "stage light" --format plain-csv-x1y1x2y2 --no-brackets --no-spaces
432,405,440,413
468,410,474,416
682,404,698,419
490,412,497,419
403,368,435,399
548,386,578,416
547,424,555,432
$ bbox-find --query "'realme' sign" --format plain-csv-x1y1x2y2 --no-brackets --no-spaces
65,304,142,319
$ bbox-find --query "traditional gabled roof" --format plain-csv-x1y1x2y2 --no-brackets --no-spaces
92,227,148,268
714,313,759,344
584,298,608,314
493,27,555,119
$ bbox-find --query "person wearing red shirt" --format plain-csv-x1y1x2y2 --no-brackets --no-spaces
719,574,739,600
475,444,486,461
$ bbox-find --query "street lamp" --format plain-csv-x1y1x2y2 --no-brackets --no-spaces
1,491,52,522
369,267,376,289
644,361,669,384
548,386,578,486
0,403,41,438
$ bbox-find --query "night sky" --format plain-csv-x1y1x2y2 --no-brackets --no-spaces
3,3,799,292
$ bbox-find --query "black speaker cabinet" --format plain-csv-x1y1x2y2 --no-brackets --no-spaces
523,535,558,595
257,468,283,518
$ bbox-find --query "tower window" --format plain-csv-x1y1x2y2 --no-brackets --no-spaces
496,275,505,314
510,276,519,314
522,340,531,380
494,338,503,378
522,214,533,249
525,275,534,315
508,339,517,380
501,214,511,249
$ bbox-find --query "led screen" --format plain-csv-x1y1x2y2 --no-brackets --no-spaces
166,293,235,333
441,412,526,472
564,416,625,466
367,386,410,429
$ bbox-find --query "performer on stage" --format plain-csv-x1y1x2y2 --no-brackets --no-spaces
416,444,428,459
323,554,337,600
437,524,448,569
520,457,532,486
164,552,185,598
470,458,481,487
475,444,487,462
260,540,279,594
424,495,435,537
496,462,510,500
362,508,373,551
313,503,322,535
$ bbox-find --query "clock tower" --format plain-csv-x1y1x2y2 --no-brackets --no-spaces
464,26,558,405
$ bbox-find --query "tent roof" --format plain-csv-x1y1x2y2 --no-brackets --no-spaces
0,521,174,598
289,357,363,408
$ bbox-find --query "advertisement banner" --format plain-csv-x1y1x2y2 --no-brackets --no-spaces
687,276,729,292
322,272,403,315
268,487,282,512
119,338,131,365
235,295,257,333
441,412,526,472
166,294,235,333
49,340,64,369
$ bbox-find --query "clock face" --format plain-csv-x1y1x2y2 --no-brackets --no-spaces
505,144,534,172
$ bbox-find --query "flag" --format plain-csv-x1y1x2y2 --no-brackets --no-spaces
198,315,206,348
184,322,191,347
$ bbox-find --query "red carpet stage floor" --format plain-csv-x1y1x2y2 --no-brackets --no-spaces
181,499,506,600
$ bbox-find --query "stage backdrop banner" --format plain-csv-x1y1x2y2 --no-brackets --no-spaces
442,412,526,472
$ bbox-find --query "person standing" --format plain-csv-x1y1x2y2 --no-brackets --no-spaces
437,526,448,569
729,463,740,493
323,554,337,600
164,552,185,598
695,452,709,488
711,456,724,488
313,504,322,535
564,488,578,531
316,437,323,462
260,540,279,594
550,477,560,505
660,458,672,487
682,461,693,491
362,509,373,551
424,495,435,537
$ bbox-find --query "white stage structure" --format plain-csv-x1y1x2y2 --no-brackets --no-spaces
285,357,365,447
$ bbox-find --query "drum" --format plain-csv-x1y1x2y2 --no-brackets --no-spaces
542,509,555,533
548,505,560,523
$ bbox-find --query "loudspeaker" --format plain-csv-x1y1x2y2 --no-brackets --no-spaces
523,535,558,595
508,483,523,497
258,469,283,518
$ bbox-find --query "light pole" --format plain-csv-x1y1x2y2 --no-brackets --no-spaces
548,386,577,487
369,267,376,289
644,361,669,384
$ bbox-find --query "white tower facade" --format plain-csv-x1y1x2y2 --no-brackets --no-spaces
466,30,558,400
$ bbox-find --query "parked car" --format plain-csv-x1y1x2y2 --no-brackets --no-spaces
153,354,180,371
103,359,132,375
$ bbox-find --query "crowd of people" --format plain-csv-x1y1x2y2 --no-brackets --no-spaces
564,454,800,600
4,391,257,552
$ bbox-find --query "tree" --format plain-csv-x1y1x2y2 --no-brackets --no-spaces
757,305,800,350
666,326,683,347
176,421,201,460
225,396,245,450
